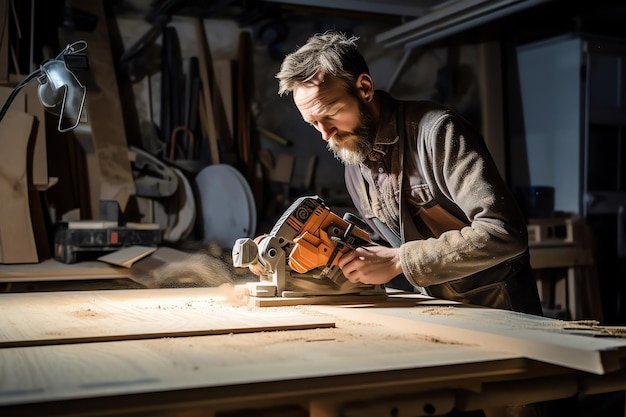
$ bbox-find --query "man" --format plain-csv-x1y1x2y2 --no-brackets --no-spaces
272,30,583,417
275,30,544,317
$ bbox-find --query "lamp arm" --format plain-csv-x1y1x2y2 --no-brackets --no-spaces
0,69,42,124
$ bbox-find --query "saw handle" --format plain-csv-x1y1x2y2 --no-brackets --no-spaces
342,212,373,235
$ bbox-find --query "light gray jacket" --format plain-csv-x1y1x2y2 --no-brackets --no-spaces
345,91,542,314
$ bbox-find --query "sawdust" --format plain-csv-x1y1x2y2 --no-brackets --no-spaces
402,304,626,339
70,307,107,319
419,306,456,315
145,312,466,369
130,243,258,289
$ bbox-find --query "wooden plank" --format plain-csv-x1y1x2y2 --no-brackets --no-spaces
194,17,220,165
4,294,626,417
214,59,234,138
312,302,626,375
0,299,525,411
0,258,128,282
0,111,38,263
61,0,136,214
97,245,157,268
0,288,335,348
250,293,389,307
23,83,48,188
0,345,527,415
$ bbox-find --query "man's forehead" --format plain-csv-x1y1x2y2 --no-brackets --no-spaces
293,76,345,112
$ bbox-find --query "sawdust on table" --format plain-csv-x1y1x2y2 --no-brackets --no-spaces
405,303,626,338
146,309,464,359
70,307,106,319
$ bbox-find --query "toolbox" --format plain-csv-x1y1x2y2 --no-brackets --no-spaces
54,220,161,264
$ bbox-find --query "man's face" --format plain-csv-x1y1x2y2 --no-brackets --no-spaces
293,75,375,165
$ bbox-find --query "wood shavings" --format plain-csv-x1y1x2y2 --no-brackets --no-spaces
420,306,626,339
419,306,456,315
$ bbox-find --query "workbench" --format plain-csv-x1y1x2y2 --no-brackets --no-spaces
1,286,626,417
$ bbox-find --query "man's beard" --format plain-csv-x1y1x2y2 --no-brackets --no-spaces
327,107,376,166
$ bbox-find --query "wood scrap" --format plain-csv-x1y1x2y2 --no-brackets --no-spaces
194,18,220,165
0,81,49,266
23,82,48,188
61,0,136,215
197,87,219,165
257,126,292,146
237,30,253,172
236,30,263,209
0,258,128,283
213,59,235,138
0,111,38,263
97,245,157,268
247,293,390,308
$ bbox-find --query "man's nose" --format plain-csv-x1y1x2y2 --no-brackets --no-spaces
318,123,334,142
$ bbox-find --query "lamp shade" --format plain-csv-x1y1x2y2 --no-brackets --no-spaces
37,58,86,132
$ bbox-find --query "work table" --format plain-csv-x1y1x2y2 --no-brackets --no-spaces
1,286,626,417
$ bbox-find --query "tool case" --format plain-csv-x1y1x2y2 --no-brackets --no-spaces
54,220,161,264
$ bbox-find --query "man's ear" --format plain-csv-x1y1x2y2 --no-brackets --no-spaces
356,73,374,102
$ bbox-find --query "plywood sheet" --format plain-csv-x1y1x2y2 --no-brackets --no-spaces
97,245,157,268
0,299,524,409
0,288,335,348
0,258,128,282
313,302,626,375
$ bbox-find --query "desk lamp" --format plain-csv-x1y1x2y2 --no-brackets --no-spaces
0,40,88,132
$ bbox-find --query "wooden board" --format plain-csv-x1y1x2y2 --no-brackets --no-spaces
0,288,335,348
0,258,128,282
0,111,38,263
61,0,136,213
23,83,48,188
97,245,157,268
4,288,626,415
312,302,626,375
250,293,390,307
194,17,220,165
0,292,525,410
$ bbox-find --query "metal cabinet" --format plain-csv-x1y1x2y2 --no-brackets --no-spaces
511,34,626,324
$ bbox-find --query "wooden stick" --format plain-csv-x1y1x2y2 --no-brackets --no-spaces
193,17,220,165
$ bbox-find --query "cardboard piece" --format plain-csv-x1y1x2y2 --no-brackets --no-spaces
98,245,158,268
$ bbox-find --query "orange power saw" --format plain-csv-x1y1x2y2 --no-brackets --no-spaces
232,195,387,298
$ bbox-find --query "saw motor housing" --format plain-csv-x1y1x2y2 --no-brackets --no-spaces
232,195,386,298
271,195,371,273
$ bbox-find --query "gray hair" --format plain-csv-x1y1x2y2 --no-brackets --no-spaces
276,30,370,96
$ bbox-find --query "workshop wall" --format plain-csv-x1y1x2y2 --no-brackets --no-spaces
114,7,485,227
